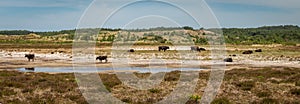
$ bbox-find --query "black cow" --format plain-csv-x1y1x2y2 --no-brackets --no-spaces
96,56,108,63
25,54,35,62
224,58,233,62
199,48,206,51
242,50,253,54
255,49,262,52
158,46,169,52
229,54,237,57
128,49,135,52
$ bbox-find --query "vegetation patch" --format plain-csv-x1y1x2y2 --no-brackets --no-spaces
148,88,161,93
0,67,300,103
211,97,231,104
256,91,271,98
188,94,201,103
290,88,300,96
99,73,122,92
261,98,279,104
296,81,300,86
236,81,255,91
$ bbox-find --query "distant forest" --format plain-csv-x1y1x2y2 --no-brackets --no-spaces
221,25,300,45
0,25,299,45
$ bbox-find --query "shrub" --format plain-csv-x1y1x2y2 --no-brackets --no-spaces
189,94,201,103
99,74,122,92
256,92,271,98
261,98,279,104
211,97,231,104
22,87,34,93
0,88,17,96
236,81,255,91
291,88,300,96
38,79,47,82
296,81,300,86
121,98,131,103
257,76,264,79
148,88,161,93
164,71,180,81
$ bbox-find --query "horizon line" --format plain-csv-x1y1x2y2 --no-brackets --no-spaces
0,24,299,32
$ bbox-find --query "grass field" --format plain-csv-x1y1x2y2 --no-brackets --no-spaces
0,42,299,103
0,67,299,104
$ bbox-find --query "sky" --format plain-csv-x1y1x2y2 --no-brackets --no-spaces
0,0,299,31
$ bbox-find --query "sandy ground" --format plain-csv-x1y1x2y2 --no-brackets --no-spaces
0,49,299,71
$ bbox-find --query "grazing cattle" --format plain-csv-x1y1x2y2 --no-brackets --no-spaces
242,50,253,54
158,46,169,52
229,54,237,57
255,49,262,52
128,49,135,52
25,54,35,62
191,46,200,51
96,56,108,63
25,67,35,71
191,46,206,52
199,48,206,51
224,58,233,62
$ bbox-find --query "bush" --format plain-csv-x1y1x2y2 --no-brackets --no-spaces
164,71,180,81
0,88,17,96
189,95,201,101
291,88,300,95
261,98,279,104
256,92,271,98
148,88,161,93
22,87,34,93
121,98,131,103
99,74,122,92
296,81,300,86
236,81,255,91
211,97,231,104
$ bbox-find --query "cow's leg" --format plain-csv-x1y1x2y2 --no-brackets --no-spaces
32,58,34,62
105,59,107,63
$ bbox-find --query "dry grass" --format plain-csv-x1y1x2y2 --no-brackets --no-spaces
0,67,300,103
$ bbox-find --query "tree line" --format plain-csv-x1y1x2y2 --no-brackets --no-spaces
0,25,299,45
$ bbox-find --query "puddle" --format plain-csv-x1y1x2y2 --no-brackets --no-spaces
17,67,204,73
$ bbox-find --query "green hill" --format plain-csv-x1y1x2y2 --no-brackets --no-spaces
0,25,299,45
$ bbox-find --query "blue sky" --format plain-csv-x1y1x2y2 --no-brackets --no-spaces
0,0,299,31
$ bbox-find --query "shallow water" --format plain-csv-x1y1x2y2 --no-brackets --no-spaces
18,67,203,73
